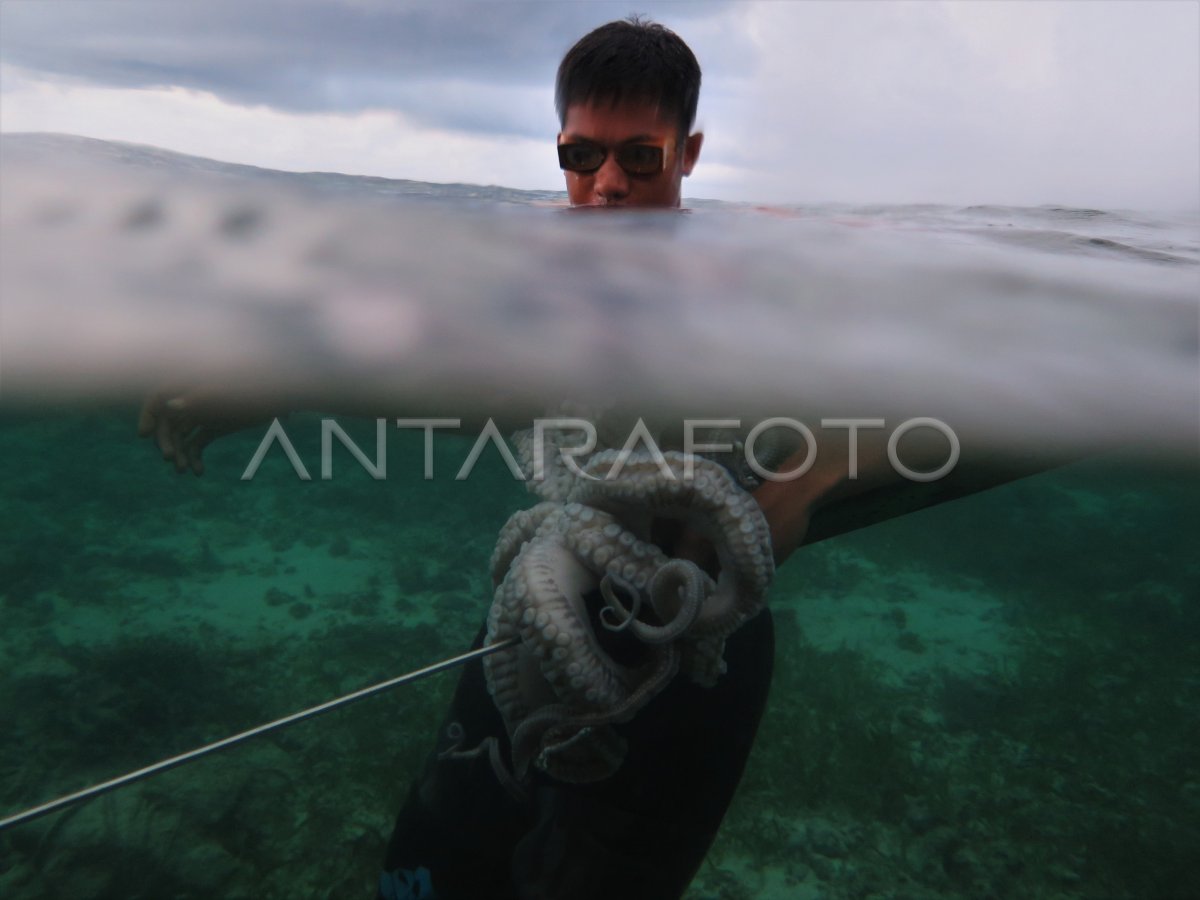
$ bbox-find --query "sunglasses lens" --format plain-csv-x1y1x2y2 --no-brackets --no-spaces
557,143,665,175
558,144,605,172
616,145,664,175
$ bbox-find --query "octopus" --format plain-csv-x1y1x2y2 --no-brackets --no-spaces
463,432,775,789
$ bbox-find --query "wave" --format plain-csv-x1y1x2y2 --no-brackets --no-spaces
2,133,1196,459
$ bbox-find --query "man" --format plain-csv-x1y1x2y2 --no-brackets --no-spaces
140,17,898,899
554,18,704,209
376,19,778,900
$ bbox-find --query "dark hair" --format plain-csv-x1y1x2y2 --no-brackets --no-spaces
555,16,701,137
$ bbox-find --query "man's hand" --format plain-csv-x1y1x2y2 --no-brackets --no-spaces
137,388,281,475
670,457,819,571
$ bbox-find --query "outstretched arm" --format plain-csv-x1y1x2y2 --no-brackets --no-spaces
137,387,283,475
753,426,953,566
137,384,532,475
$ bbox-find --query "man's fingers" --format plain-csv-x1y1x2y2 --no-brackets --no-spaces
155,415,176,459
151,395,205,473
136,398,158,437
184,427,223,476
186,443,206,476
138,389,185,437
173,434,191,473
139,387,273,476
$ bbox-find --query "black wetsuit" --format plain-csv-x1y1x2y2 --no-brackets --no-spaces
378,608,774,900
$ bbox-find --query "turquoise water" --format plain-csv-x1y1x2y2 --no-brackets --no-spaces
0,414,1196,898
1,134,1198,898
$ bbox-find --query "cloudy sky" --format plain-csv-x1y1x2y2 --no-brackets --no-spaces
1,1,1196,210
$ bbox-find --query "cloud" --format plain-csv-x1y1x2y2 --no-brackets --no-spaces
0,0,740,137
727,0,1199,209
1,0,1194,209
0,70,555,189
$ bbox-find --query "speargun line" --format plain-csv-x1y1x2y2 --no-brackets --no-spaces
0,638,515,833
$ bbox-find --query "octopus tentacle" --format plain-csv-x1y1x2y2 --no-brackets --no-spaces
598,572,643,633
572,449,774,685
640,559,708,643
489,501,564,585
520,641,680,782
597,562,707,645
438,729,528,803
474,440,775,784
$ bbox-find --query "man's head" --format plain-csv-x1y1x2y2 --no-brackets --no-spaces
555,17,703,208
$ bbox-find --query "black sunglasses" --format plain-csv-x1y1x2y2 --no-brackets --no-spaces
557,142,666,176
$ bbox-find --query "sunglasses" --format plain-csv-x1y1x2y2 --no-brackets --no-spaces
557,142,667,176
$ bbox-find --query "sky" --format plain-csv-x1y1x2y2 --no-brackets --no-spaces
1,0,1196,210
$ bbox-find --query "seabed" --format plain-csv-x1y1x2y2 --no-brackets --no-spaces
1,412,1197,899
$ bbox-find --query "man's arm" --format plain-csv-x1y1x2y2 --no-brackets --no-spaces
752,426,956,566
137,387,283,475
137,385,532,474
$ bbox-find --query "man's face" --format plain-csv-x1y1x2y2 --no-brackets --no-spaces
558,100,703,208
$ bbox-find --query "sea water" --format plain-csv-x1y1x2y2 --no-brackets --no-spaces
3,132,1197,455
0,133,1197,898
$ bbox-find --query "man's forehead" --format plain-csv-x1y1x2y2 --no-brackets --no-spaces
561,99,675,139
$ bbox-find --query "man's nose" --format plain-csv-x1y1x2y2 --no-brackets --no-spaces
592,154,629,202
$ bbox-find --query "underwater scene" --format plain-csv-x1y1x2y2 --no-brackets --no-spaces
0,413,1196,899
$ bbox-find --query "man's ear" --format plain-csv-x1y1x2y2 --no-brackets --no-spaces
681,132,704,176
